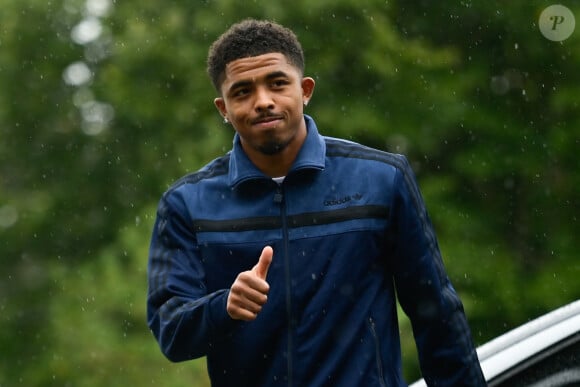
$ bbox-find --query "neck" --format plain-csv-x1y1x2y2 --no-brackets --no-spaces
255,153,294,178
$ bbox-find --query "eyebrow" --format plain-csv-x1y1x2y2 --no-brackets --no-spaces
227,71,291,94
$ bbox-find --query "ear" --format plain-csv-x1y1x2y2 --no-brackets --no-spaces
301,77,315,105
214,97,227,119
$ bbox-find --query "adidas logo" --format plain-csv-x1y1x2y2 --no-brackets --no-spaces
323,193,363,206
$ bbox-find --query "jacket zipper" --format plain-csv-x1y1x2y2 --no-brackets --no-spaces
368,317,387,387
274,184,293,386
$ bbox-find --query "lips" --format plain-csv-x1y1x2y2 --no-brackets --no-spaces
252,115,284,125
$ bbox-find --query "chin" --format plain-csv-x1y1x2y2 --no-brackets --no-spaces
258,144,285,155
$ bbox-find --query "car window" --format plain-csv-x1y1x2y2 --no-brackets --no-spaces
490,334,580,387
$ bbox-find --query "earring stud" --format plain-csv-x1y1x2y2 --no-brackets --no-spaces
223,117,229,124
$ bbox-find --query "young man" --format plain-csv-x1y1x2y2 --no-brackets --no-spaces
147,19,485,386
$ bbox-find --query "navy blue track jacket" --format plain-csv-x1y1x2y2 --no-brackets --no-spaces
147,115,485,386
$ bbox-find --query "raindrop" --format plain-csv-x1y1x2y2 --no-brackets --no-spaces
80,100,114,136
86,0,112,17
63,61,92,86
71,17,102,45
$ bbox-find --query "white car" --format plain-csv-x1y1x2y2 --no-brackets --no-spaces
410,299,580,387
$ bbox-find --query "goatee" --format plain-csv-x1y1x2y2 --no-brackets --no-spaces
257,139,290,155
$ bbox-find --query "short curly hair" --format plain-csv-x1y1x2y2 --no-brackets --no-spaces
207,19,305,93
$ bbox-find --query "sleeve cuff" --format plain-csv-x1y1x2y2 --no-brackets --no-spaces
208,289,240,333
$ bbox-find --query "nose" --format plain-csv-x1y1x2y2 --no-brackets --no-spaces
254,87,274,112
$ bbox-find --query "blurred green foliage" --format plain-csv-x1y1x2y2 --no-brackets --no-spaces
0,0,578,385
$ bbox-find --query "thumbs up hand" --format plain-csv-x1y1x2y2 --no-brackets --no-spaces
227,246,273,321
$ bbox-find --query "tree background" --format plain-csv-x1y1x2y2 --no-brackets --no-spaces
1,0,578,385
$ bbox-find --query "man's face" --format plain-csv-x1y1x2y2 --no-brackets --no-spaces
214,53,315,158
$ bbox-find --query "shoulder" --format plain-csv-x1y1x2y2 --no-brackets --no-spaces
323,136,410,172
164,153,231,196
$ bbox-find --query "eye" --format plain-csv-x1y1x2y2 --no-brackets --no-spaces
233,88,250,97
271,79,289,88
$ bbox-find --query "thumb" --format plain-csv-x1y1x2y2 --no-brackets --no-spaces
253,246,273,280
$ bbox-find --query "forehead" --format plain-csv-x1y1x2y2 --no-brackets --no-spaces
223,53,299,84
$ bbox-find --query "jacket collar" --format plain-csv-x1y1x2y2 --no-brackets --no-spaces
228,115,326,187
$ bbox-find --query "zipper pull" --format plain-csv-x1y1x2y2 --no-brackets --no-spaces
273,186,283,204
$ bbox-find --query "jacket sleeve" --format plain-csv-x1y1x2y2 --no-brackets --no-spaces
146,189,238,362
389,156,485,386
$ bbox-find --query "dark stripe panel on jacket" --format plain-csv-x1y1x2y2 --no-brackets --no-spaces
192,204,389,233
